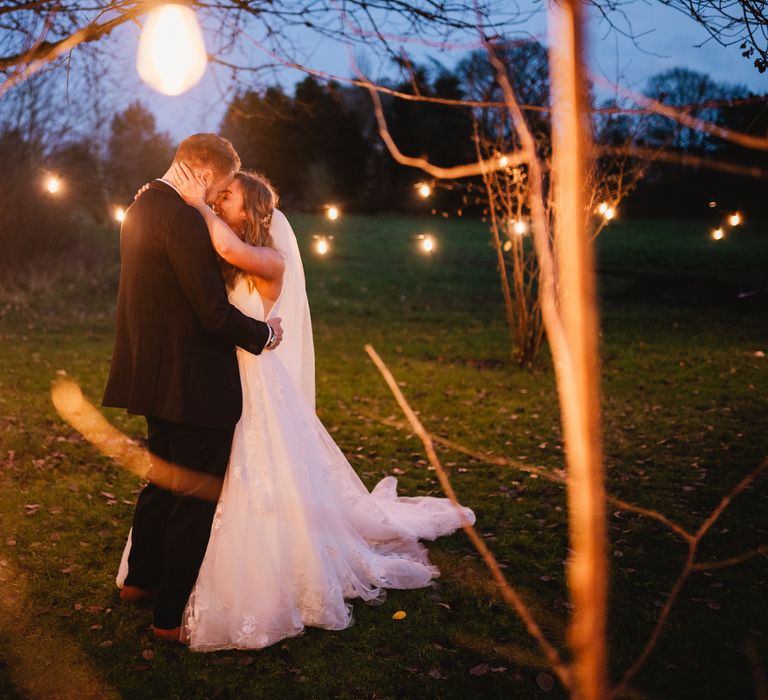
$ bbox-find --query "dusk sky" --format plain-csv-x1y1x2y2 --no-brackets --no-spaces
113,2,766,142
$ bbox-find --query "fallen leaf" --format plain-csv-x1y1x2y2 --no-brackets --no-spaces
142,649,155,661
99,640,113,648
392,610,407,620
428,668,444,679
470,663,491,676
536,672,554,691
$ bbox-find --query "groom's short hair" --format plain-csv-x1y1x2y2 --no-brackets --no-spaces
173,133,241,180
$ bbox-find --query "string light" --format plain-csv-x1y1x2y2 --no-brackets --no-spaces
326,205,339,221
418,234,435,254
708,201,717,208
417,183,432,199
728,212,742,226
45,176,60,194
597,201,616,220
115,207,126,223
498,154,509,168
712,227,725,241
136,4,207,96
511,219,527,235
313,234,332,256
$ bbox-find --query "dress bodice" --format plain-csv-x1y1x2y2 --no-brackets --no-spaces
228,276,266,321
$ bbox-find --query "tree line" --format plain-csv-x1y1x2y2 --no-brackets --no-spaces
1,40,765,272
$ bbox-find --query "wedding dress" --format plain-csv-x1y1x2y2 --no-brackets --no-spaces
118,210,474,651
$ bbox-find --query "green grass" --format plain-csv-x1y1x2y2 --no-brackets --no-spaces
0,215,766,699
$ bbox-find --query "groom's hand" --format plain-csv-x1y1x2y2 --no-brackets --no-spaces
265,317,283,351
135,183,151,200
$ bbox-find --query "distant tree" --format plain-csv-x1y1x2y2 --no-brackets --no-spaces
106,101,174,203
458,39,551,146
0,129,85,271
292,77,372,208
50,139,110,224
641,68,730,152
221,78,371,209
626,68,765,217
220,86,304,206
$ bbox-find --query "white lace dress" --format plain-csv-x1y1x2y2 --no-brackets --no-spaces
118,211,475,652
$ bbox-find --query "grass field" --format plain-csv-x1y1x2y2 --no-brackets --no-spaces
0,214,766,699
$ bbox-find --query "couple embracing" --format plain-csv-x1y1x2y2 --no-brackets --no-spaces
103,133,474,651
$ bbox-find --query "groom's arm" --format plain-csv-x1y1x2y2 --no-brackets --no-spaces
166,205,270,355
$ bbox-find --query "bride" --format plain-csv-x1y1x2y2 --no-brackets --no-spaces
118,164,475,651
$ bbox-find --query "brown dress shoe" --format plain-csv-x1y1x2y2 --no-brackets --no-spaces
151,625,182,643
119,585,157,604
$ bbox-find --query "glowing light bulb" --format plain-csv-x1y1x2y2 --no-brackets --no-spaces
597,201,608,215
708,201,717,208
513,220,527,235
419,235,435,253
712,228,724,241
326,206,339,221
728,212,742,226
315,238,329,255
417,183,432,199
46,176,60,194
498,154,509,168
603,206,616,221
137,4,207,96
115,207,126,223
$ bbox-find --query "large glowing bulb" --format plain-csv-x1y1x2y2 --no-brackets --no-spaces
712,228,724,241
315,238,330,255
137,4,207,96
728,212,742,226
115,207,126,222
46,176,60,194
326,206,339,221
417,183,432,199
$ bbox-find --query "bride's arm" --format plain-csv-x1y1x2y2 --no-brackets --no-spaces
194,201,284,281
169,163,284,281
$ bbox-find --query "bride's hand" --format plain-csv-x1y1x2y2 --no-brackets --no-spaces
170,161,207,208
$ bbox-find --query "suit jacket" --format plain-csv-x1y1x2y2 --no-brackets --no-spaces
103,180,270,428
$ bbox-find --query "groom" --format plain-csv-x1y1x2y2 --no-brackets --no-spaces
103,133,282,641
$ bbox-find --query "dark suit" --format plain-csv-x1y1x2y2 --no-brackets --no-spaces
103,180,270,628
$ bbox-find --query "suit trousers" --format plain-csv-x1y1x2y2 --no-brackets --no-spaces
124,416,234,629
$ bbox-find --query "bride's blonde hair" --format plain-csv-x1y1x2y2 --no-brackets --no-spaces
221,170,279,289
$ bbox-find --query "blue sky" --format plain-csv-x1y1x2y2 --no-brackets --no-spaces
113,2,765,142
